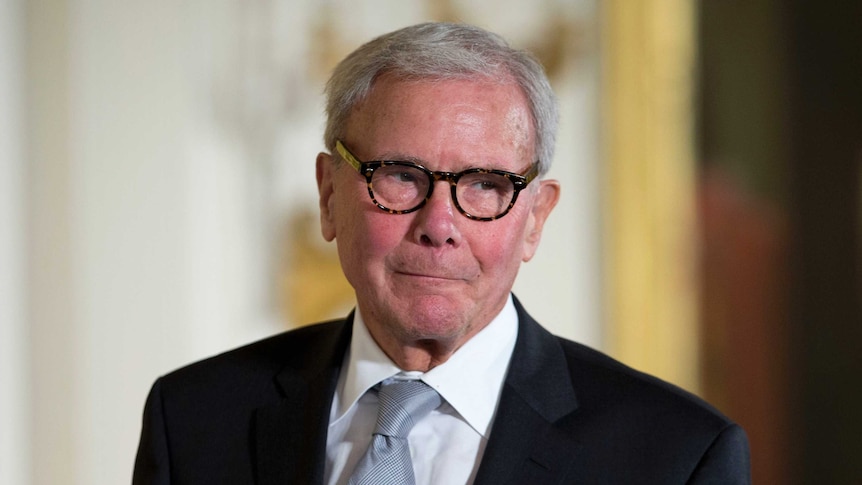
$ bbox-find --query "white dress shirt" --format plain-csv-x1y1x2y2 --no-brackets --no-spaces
324,295,519,485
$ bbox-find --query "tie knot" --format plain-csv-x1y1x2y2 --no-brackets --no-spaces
374,380,441,438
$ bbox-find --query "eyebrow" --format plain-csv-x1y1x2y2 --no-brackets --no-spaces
373,151,426,164
371,151,524,173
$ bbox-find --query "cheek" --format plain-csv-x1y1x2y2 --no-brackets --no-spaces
363,216,406,258
470,219,528,275
335,201,407,273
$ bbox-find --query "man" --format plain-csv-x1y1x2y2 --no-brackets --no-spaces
134,22,750,484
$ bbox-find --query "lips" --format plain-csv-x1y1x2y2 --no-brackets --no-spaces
395,270,466,281
391,262,476,281
387,252,479,282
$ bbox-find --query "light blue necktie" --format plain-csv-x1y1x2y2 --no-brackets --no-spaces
348,380,442,485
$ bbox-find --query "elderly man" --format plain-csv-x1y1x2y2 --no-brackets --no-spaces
134,22,750,484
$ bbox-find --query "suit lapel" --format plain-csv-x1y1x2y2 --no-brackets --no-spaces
255,318,353,485
474,298,582,485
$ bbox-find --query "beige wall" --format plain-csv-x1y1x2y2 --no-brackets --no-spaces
1,0,30,483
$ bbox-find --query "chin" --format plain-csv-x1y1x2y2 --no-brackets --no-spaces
398,296,473,340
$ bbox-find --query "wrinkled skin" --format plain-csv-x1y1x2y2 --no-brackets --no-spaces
317,75,560,371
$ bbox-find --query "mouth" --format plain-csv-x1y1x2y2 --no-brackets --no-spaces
395,270,466,282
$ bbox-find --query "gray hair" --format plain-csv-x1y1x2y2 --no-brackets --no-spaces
323,22,559,175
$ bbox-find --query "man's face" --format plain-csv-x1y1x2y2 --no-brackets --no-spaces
317,75,559,359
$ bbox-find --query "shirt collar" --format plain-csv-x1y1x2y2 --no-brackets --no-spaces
331,295,518,438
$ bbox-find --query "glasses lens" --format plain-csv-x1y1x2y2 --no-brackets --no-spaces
370,164,430,211
456,172,516,218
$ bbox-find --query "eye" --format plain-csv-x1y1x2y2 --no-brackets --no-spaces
473,179,500,191
462,172,509,194
373,164,427,188
396,171,418,183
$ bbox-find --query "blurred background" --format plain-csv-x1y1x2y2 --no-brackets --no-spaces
1,0,859,484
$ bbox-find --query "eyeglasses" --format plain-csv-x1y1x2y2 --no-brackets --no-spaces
335,140,539,221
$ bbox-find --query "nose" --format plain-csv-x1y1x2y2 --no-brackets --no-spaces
412,181,463,248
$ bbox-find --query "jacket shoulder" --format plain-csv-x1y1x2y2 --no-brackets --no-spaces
557,337,732,427
134,320,349,484
556,338,751,482
157,319,348,399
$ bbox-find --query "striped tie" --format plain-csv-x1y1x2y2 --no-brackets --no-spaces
348,380,442,485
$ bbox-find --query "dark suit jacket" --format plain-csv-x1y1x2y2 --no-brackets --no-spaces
133,297,750,484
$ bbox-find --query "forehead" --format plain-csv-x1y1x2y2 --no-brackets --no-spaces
344,76,535,164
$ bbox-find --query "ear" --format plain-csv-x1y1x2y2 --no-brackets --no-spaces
522,179,560,262
316,152,337,242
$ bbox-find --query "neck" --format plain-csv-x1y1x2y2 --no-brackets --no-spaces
381,339,457,372
364,322,490,372
356,297,508,372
